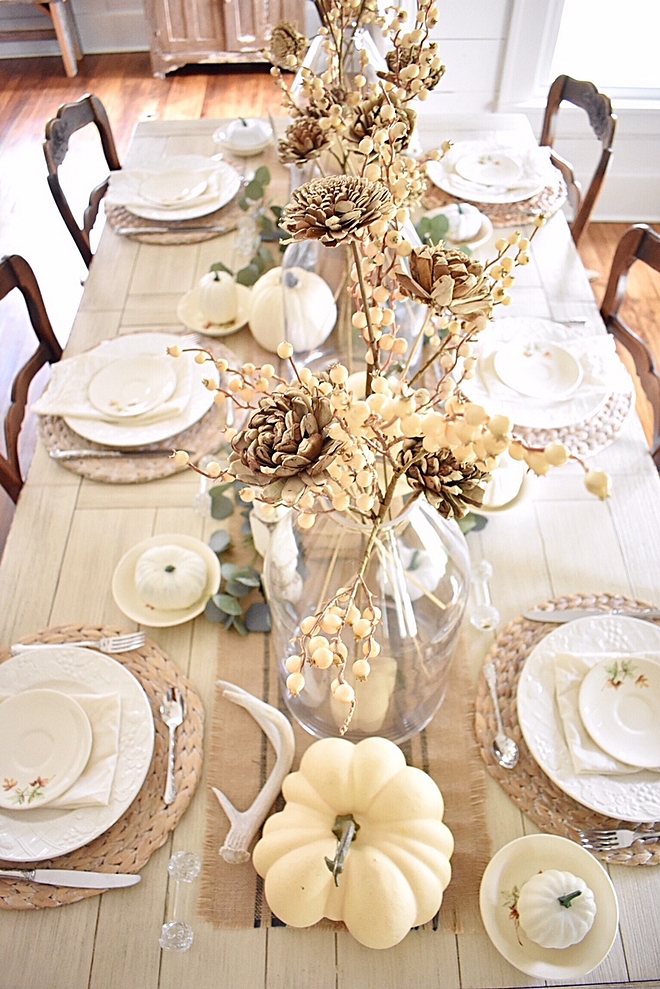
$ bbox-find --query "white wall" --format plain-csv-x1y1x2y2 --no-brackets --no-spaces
0,0,657,221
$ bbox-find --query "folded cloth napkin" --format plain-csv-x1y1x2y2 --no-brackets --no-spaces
0,691,121,807
32,350,194,424
105,164,225,214
554,651,660,775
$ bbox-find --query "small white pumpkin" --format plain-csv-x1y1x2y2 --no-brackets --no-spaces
135,544,208,610
252,736,454,949
431,203,483,243
248,266,337,353
517,868,597,949
197,270,238,324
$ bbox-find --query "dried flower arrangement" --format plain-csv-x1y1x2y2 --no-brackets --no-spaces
170,0,611,732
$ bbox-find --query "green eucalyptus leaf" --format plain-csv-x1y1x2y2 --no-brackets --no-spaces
236,264,261,287
232,615,249,636
209,260,234,276
244,179,265,201
204,598,227,623
245,602,272,633
208,529,231,555
214,592,243,616
225,578,252,598
233,569,261,587
210,491,234,520
254,165,271,186
220,562,239,580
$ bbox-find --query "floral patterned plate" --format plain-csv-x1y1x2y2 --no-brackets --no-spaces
579,656,660,768
0,689,92,810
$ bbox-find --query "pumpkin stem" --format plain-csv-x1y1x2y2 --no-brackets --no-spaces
165,564,176,572
324,813,360,886
558,890,582,908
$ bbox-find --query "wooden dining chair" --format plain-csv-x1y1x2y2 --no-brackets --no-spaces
0,0,82,77
600,224,660,469
43,94,121,268
0,255,63,503
540,75,617,247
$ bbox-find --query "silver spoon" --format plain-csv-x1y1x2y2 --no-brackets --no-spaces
483,662,519,769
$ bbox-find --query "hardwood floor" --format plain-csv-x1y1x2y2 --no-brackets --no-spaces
0,52,658,550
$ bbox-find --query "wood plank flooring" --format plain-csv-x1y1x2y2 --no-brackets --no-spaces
0,52,658,551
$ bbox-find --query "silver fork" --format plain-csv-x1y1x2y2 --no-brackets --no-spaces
160,687,185,805
10,632,146,655
578,828,660,851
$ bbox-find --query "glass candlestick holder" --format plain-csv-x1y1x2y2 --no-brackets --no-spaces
159,851,202,953
470,559,501,631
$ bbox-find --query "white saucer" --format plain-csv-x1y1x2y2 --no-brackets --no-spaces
88,355,178,418
455,150,522,187
493,340,584,401
480,834,618,980
177,283,251,336
112,533,221,627
0,689,93,810
579,656,660,768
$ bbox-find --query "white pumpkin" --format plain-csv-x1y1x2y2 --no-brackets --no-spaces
248,266,337,353
197,270,238,324
252,736,454,949
135,544,208,610
431,203,483,243
517,869,597,949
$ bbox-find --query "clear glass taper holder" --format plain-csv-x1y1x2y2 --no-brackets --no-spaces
159,851,202,953
470,559,501,631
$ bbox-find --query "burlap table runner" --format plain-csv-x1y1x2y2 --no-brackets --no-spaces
199,629,489,935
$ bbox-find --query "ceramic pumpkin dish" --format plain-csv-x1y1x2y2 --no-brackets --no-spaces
252,736,453,949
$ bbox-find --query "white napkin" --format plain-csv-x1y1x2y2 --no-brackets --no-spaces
32,351,194,424
554,651,660,775
0,691,121,808
105,164,224,214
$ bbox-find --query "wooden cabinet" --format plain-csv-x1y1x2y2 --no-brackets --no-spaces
144,0,306,77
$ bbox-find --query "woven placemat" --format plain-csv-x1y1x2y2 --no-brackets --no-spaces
0,624,204,909
422,174,568,227
475,593,660,867
105,199,243,245
512,388,635,458
39,338,236,484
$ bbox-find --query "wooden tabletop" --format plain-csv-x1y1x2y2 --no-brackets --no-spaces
1,115,660,989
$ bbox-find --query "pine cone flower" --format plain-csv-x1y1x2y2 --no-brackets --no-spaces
278,117,332,165
347,96,416,153
229,387,341,504
396,245,494,319
267,21,309,70
281,175,396,246
396,439,488,519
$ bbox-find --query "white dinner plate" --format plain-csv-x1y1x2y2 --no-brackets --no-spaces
493,340,584,400
87,355,178,418
0,648,154,862
0,689,92,811
177,283,251,336
112,533,221,627
64,332,217,448
126,157,241,221
517,615,660,821
579,656,660,769
479,834,618,980
138,172,208,208
454,150,522,187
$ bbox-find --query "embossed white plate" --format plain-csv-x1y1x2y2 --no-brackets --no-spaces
493,340,583,400
0,689,92,810
517,615,660,821
480,834,618,979
0,648,154,862
579,656,660,768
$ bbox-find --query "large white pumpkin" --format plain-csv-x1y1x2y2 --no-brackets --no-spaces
135,544,208,610
248,266,337,353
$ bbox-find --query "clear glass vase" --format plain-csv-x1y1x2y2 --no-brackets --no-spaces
263,496,470,743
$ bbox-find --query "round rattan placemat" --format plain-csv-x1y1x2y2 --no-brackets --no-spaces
512,388,635,458
422,173,568,227
105,199,243,245
39,338,236,484
475,593,660,867
0,624,204,909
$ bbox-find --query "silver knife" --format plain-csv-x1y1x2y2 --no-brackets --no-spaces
50,448,174,461
523,608,660,623
114,223,233,236
0,868,140,888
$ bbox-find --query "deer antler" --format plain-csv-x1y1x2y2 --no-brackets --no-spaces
211,680,296,864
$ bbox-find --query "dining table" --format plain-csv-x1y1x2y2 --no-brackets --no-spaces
1,110,660,989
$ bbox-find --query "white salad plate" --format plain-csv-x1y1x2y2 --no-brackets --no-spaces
87,355,178,418
479,834,619,979
579,656,660,769
125,156,241,221
64,332,217,448
517,615,660,821
138,172,208,208
177,283,251,336
493,340,584,400
425,142,551,204
0,648,154,862
112,533,221,628
454,150,522,187
0,689,92,811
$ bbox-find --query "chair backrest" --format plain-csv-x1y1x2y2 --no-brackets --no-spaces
540,74,617,246
600,224,660,468
0,255,63,502
43,94,121,268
